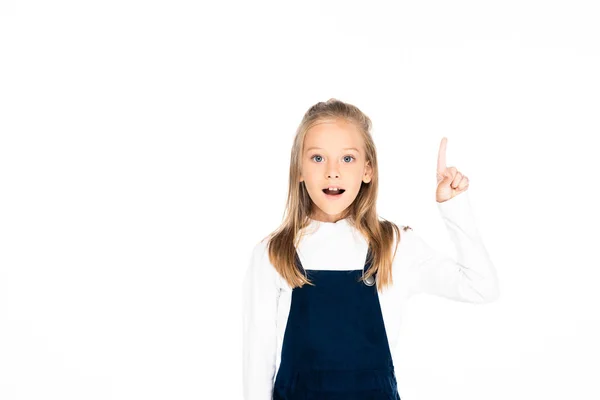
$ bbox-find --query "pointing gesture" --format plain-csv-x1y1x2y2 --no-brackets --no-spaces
435,137,469,203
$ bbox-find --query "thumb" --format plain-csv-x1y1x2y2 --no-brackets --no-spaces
437,170,451,185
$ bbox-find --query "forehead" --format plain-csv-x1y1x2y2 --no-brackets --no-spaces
304,119,363,151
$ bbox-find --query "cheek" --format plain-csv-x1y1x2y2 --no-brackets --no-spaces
302,163,317,174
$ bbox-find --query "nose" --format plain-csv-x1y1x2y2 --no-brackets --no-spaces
326,160,341,178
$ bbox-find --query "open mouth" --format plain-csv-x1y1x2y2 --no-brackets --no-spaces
322,188,345,196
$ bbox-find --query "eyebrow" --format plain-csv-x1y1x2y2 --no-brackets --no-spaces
305,147,360,153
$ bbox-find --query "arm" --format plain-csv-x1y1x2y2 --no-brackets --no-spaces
406,190,500,303
242,240,280,400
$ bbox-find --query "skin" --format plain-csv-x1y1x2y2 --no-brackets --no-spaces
435,137,470,203
299,118,373,223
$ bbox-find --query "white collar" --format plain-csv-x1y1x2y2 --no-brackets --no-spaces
300,217,352,238
308,217,349,227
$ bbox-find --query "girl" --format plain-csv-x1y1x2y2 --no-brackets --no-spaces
242,98,500,400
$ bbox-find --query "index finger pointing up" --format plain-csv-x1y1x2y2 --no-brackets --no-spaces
437,136,448,173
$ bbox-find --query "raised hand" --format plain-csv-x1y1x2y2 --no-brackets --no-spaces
435,137,469,203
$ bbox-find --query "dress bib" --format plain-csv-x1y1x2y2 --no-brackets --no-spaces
273,247,400,399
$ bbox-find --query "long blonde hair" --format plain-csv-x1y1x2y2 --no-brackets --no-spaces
261,98,409,292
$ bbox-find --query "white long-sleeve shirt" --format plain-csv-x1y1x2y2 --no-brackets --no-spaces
242,190,500,400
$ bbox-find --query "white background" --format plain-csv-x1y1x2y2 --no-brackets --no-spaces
1,1,599,399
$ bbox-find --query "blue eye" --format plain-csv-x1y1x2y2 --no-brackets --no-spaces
311,155,355,163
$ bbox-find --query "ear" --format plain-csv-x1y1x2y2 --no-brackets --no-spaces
363,161,373,184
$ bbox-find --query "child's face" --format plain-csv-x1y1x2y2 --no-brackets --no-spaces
300,118,372,223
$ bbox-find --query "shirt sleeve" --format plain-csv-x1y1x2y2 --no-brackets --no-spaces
242,240,280,400
405,190,500,303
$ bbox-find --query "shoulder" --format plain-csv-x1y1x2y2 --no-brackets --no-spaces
245,237,282,286
249,237,272,269
386,221,414,245
376,220,416,259
388,223,424,266
378,219,412,236
398,224,414,236
396,224,422,248
399,224,414,240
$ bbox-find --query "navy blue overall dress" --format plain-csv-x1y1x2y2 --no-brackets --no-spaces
273,246,401,399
